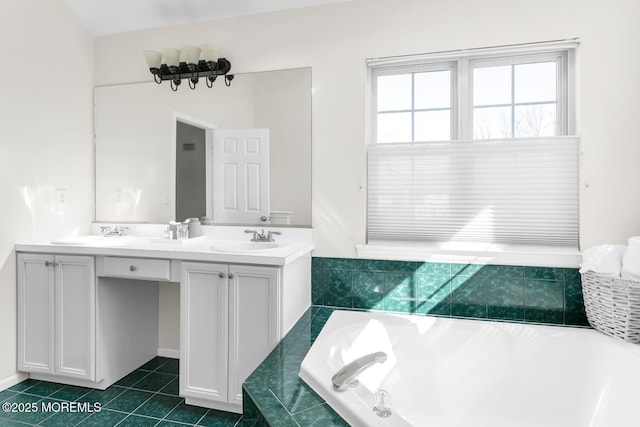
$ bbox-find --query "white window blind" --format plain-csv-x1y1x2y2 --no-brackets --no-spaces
367,136,579,248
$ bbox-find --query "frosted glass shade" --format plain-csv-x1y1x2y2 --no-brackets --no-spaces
201,44,219,62
180,45,202,64
143,50,162,69
161,48,181,67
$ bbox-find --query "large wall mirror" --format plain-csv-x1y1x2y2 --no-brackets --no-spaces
95,67,312,227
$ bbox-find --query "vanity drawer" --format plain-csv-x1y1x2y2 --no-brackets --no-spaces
101,257,171,281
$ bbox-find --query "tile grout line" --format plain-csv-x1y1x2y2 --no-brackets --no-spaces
122,370,181,423
120,359,217,427
266,388,302,427
80,362,172,425
112,410,164,427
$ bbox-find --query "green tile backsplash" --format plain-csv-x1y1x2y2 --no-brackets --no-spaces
312,257,588,326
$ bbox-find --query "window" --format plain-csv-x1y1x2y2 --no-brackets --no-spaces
376,65,454,142
472,54,562,139
367,40,578,250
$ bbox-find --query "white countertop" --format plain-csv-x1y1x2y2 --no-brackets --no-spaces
16,225,314,267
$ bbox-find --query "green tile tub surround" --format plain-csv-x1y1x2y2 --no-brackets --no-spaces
244,261,588,426
312,257,589,326
242,307,349,427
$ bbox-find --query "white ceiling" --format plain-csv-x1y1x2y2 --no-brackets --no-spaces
64,0,353,36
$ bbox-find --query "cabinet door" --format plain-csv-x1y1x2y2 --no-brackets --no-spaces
55,255,95,380
227,265,280,405
181,262,229,403
17,253,55,374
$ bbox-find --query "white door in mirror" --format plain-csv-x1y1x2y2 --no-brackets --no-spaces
212,128,270,224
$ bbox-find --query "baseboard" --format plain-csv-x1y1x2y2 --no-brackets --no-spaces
0,372,29,391
157,348,180,359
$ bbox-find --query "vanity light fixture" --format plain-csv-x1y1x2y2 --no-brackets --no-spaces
143,44,234,91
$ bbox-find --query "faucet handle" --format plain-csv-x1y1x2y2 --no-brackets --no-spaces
267,230,281,241
244,229,258,241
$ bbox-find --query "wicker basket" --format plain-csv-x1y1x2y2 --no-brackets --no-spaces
581,271,640,343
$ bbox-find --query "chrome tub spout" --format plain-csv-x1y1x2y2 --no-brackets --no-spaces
332,351,387,391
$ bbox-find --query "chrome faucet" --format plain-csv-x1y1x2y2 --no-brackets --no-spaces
332,351,387,391
244,229,281,242
100,225,129,237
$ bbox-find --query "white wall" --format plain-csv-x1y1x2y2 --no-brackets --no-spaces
0,1,94,387
94,0,640,256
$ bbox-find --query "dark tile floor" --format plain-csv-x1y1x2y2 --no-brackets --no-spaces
0,357,242,427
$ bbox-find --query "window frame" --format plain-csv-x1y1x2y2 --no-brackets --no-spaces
371,61,458,142
368,40,577,144
467,51,570,139
364,40,580,256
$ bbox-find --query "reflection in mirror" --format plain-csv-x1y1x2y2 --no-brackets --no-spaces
175,121,206,220
95,67,312,226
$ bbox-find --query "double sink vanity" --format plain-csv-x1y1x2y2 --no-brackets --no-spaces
15,224,313,414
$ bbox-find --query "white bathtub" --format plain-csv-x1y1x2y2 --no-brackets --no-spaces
299,310,640,427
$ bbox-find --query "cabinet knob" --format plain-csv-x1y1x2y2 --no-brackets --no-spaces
228,273,235,279
129,265,137,272
218,272,226,278
45,261,52,267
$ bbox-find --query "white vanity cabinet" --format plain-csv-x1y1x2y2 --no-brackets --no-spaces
15,230,312,411
17,252,160,390
17,253,96,382
180,261,291,413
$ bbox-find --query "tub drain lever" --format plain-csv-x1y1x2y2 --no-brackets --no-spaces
332,351,387,391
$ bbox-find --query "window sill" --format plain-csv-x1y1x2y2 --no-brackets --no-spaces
355,242,581,268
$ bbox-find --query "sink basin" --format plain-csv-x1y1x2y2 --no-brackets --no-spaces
209,241,286,253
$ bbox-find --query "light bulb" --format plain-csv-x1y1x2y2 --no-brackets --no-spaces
161,48,181,67
201,44,219,62
143,50,162,69
180,45,201,65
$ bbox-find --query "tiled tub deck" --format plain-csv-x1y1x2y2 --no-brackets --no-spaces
242,307,347,427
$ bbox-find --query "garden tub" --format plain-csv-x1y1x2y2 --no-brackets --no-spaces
299,310,640,427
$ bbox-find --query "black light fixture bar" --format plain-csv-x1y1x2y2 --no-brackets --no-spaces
144,46,234,91
150,58,232,83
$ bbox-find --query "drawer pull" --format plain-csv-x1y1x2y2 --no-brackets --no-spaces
129,265,137,272
45,261,52,267
228,273,235,279
218,272,226,279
